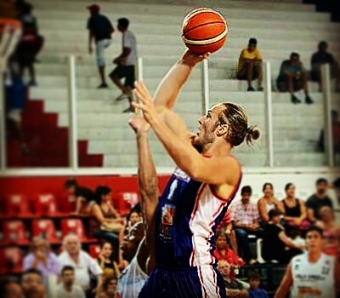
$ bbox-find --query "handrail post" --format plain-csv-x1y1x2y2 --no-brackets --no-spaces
264,61,274,167
201,59,210,114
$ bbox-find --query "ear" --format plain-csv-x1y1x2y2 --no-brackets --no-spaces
216,124,229,137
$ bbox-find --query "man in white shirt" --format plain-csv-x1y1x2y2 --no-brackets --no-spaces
109,17,137,113
58,234,102,295
56,265,85,298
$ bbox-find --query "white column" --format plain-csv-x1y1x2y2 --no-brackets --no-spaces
67,56,78,170
321,63,334,167
137,57,143,81
264,61,274,167
201,59,210,114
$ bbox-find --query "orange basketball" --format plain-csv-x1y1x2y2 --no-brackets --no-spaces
181,8,228,54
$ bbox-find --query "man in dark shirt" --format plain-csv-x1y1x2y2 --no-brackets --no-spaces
306,178,333,223
86,4,114,88
310,41,340,92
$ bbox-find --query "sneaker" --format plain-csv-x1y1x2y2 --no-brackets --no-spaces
27,80,37,87
305,95,313,104
97,83,108,89
122,106,135,113
257,86,264,91
247,86,255,92
291,95,301,104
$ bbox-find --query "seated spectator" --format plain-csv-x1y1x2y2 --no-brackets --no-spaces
231,186,262,264
21,268,45,298
236,38,263,92
23,237,61,281
58,234,102,295
310,41,340,92
217,209,238,253
276,52,313,104
90,186,124,262
247,272,269,298
124,209,142,235
262,209,303,264
318,110,340,155
17,2,44,86
64,179,96,214
315,206,338,256
56,266,85,298
97,276,117,298
258,183,284,225
97,242,120,279
306,178,333,224
0,277,23,298
281,183,309,234
217,260,249,298
213,232,244,267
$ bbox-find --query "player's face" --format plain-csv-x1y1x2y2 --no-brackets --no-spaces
21,273,45,298
305,231,323,252
286,184,295,197
241,192,251,204
216,236,227,249
101,242,113,258
61,270,75,286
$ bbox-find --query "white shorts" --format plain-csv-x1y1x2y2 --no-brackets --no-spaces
8,109,22,122
96,39,111,67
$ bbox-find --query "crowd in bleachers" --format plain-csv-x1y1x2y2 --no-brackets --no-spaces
0,176,339,297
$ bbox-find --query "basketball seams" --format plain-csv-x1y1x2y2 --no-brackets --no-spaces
182,21,226,36
182,29,227,45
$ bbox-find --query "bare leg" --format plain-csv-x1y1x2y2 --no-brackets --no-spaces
245,62,254,89
257,63,263,89
301,73,313,104
111,75,130,94
98,66,107,85
286,72,294,96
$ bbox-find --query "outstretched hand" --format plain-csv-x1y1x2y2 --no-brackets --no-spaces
180,50,211,67
129,113,150,134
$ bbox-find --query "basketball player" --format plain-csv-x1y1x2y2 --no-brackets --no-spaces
115,114,159,298
275,226,340,298
132,50,260,298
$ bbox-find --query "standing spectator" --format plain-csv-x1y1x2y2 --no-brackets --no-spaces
64,179,96,214
276,52,313,104
109,17,137,112
17,3,44,86
318,110,340,155
262,209,303,264
23,237,61,281
97,276,117,298
236,38,263,92
281,183,308,234
306,178,333,223
311,41,340,92
258,183,284,224
217,260,249,298
58,234,102,295
21,268,46,298
231,186,262,264
247,272,269,298
315,206,338,256
56,266,85,298
97,242,120,279
86,4,114,88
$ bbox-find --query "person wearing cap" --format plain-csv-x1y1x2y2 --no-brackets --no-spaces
86,4,114,89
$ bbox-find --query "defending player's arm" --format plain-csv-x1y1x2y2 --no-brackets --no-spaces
133,82,240,188
275,261,293,298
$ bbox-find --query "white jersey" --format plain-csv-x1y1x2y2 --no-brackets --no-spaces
116,256,148,298
291,252,335,298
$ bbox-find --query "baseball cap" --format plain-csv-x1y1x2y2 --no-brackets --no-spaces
87,4,100,12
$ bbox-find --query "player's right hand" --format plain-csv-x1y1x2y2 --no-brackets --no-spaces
129,114,151,134
180,49,210,67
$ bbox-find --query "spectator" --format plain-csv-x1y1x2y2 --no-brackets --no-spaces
236,38,263,92
231,185,262,264
290,229,306,252
96,276,117,298
213,232,244,267
16,2,44,86
315,206,338,256
64,179,96,214
258,183,284,224
97,242,120,279
23,237,61,281
0,278,23,298
247,272,269,298
217,209,238,253
262,209,303,264
86,4,114,89
276,52,313,104
56,266,85,298
109,17,137,113
318,110,340,155
281,183,309,234
21,268,45,298
311,41,340,92
58,234,102,295
306,178,333,223
217,260,249,298
90,186,123,262
124,209,142,236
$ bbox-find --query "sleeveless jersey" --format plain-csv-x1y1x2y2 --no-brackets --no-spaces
291,252,335,298
155,167,241,269
116,255,148,298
